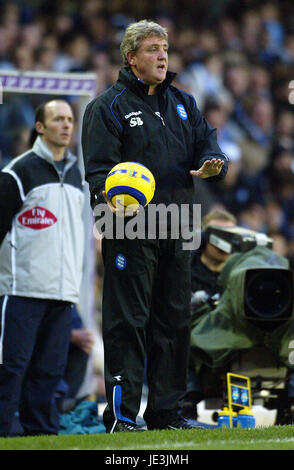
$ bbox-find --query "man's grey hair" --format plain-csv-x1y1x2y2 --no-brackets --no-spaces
120,19,168,66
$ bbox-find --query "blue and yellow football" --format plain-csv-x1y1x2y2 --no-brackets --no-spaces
105,161,155,210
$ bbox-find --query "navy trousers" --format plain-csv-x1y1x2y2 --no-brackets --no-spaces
0,295,72,436
101,238,191,432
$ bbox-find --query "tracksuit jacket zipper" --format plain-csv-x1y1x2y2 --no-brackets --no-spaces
53,161,71,300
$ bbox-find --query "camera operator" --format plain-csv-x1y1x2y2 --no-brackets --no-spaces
183,209,237,419
183,210,294,424
191,209,237,314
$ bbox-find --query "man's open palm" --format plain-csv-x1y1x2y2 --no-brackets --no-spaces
190,158,224,179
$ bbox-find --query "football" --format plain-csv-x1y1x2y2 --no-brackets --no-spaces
105,161,155,211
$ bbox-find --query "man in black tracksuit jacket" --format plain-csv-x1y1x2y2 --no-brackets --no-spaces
82,20,228,432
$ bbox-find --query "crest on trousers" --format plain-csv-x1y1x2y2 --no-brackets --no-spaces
115,254,127,270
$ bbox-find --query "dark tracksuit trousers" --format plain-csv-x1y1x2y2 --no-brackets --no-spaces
0,295,72,436
101,237,191,432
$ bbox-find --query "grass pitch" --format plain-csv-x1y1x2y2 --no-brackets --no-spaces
0,426,294,451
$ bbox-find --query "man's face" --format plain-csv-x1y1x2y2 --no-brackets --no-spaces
36,101,74,149
128,35,168,86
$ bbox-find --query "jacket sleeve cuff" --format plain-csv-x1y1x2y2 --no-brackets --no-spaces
90,189,105,209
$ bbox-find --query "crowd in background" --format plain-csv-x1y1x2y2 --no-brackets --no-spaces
1,0,294,397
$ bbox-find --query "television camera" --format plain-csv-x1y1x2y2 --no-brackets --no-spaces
190,225,294,424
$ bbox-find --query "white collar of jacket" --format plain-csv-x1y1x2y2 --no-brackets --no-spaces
32,136,77,167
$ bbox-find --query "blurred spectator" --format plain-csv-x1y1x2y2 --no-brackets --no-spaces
237,97,274,174
204,143,260,216
246,97,274,146
13,45,35,71
202,98,237,147
54,32,92,72
264,200,287,234
250,64,272,100
90,49,121,94
281,33,294,64
180,51,231,110
260,3,284,48
35,46,57,71
259,2,284,62
10,125,31,156
218,16,242,50
268,231,289,257
240,9,263,55
272,110,294,155
200,99,260,215
238,203,267,232
21,23,45,50
0,96,35,166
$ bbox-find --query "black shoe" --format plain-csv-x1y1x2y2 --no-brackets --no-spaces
181,400,198,420
109,420,146,433
148,415,203,431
